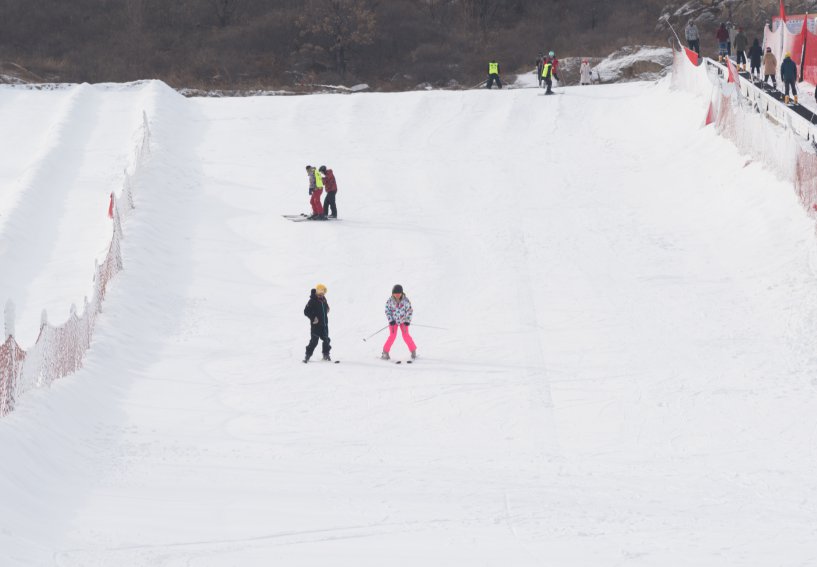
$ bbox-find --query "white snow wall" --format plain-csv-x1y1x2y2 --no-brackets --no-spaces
671,47,817,217
0,112,151,416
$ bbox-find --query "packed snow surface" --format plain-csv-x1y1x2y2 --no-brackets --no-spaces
1,79,817,566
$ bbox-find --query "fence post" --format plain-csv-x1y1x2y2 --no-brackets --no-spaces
4,300,14,340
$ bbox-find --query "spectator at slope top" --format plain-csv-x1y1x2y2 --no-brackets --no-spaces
536,53,545,87
780,52,798,104
716,23,729,62
748,38,763,79
762,47,777,88
685,20,700,54
727,21,737,56
580,59,592,85
734,27,748,71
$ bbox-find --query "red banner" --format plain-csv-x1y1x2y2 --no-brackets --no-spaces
684,47,700,66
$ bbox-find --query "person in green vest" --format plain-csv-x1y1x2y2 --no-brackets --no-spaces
486,60,502,89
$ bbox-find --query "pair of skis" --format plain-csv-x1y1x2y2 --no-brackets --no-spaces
283,213,339,222
302,358,415,365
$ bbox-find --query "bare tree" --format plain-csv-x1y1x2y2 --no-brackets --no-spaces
212,0,241,27
299,0,377,77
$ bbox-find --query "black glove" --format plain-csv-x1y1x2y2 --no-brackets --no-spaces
403,322,410,327
389,321,396,326
309,189,313,195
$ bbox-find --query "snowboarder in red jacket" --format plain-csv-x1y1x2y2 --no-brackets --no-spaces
320,166,338,218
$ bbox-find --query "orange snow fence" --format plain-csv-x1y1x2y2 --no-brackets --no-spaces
672,46,817,215
0,112,150,417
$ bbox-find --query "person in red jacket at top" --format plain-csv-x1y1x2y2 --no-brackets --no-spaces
716,23,729,62
547,51,560,83
320,165,338,218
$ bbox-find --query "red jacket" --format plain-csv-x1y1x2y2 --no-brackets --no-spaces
323,169,337,192
716,27,729,42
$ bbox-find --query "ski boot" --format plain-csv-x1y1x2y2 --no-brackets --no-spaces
410,350,417,360
303,354,311,363
323,353,331,361
380,351,390,360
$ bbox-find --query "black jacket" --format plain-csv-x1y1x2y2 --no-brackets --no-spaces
781,57,797,82
304,290,329,331
748,42,763,65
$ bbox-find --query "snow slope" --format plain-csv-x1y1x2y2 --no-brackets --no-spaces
1,79,817,566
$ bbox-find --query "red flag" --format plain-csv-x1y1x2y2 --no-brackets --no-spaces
684,47,700,66
705,100,716,126
726,56,740,83
780,0,787,22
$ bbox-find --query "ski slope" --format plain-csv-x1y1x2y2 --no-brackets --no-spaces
1,79,817,566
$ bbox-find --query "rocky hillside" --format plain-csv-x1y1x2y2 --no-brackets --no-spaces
0,0,789,90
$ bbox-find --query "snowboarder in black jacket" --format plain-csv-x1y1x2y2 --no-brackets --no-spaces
747,39,763,80
780,52,798,105
303,284,331,362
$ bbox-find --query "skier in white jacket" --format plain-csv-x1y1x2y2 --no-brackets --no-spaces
380,284,417,360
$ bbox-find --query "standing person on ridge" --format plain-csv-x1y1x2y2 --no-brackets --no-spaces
748,38,763,80
734,27,748,71
685,20,700,54
486,59,502,89
762,47,778,88
305,165,325,219
716,23,729,62
580,59,591,85
536,53,545,87
381,284,417,361
727,21,736,57
780,52,798,104
320,165,338,218
303,284,331,362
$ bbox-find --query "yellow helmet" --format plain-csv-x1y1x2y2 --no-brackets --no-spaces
315,284,327,294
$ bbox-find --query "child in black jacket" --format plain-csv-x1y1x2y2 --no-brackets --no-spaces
303,284,331,362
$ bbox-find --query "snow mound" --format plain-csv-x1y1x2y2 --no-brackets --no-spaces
594,45,673,83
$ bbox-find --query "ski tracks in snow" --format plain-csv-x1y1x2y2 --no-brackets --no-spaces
0,84,149,344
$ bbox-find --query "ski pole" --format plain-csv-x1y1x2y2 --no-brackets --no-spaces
411,324,448,331
362,325,389,342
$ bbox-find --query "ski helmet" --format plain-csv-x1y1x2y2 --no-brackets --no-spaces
549,51,555,57
319,165,327,173
392,284,403,295
316,283,327,294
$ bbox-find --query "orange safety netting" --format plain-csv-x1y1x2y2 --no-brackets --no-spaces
0,112,150,417
672,47,817,214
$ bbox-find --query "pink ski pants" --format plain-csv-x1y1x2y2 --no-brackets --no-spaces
382,323,416,353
